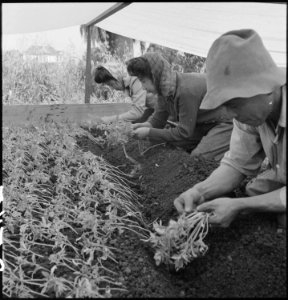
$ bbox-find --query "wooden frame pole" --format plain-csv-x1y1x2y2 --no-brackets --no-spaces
84,2,131,103
84,25,92,104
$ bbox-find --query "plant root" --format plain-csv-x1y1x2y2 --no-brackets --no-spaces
139,142,166,156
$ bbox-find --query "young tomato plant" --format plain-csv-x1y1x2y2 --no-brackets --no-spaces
143,211,210,271
96,120,142,176
2,120,147,298
100,120,133,148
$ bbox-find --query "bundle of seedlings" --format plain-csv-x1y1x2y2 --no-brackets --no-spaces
143,211,210,271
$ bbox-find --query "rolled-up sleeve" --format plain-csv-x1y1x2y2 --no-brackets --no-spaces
129,77,147,109
118,77,146,122
118,109,143,122
221,119,266,176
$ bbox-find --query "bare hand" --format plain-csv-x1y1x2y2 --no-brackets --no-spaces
132,122,152,130
174,188,205,214
132,127,150,140
132,123,143,130
196,197,241,228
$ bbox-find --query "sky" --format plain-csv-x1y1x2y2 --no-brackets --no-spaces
2,25,86,58
1,2,115,58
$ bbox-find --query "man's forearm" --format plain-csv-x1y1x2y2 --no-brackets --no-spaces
195,164,245,200
237,187,286,213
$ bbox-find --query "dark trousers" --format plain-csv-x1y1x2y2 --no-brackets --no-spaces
164,122,233,162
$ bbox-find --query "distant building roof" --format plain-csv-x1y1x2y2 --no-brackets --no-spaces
25,45,61,56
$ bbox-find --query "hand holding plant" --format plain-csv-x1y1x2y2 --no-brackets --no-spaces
132,122,152,130
197,197,240,228
174,187,205,214
132,127,150,140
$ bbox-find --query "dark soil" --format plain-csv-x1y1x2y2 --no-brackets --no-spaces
77,136,287,298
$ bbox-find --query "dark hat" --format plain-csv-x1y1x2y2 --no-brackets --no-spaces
200,29,286,109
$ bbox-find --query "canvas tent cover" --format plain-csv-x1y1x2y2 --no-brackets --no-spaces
2,2,286,66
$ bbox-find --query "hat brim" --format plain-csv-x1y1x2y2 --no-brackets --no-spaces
200,67,286,109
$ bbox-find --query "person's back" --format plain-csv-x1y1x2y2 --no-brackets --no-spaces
92,62,155,123
127,52,234,161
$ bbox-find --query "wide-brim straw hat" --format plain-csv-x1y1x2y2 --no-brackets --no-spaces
200,29,286,110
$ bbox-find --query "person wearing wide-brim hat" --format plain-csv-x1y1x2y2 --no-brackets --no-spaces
174,29,286,228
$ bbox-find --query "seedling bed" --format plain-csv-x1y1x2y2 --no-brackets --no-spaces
3,122,286,298
77,132,286,298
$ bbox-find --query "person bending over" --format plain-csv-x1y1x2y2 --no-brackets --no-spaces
93,61,157,123
126,52,234,161
174,29,286,228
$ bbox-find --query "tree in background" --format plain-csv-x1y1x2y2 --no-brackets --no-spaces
3,26,206,105
80,25,206,102
146,43,206,73
80,25,134,62
80,25,206,73
80,25,138,102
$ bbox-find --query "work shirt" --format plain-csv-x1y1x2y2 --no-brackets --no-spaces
221,84,286,205
99,61,154,122
148,72,232,142
118,76,148,122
